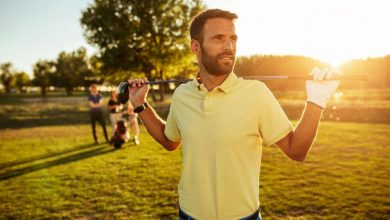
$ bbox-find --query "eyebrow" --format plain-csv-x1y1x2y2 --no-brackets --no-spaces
210,33,238,39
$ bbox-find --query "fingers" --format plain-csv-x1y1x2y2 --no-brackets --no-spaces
310,67,342,81
309,67,319,76
325,69,342,80
127,78,149,88
318,68,328,81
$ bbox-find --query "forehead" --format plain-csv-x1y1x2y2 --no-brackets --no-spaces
203,18,236,37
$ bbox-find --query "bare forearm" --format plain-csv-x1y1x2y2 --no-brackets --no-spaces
89,102,103,108
277,67,340,161
289,102,323,160
137,106,180,151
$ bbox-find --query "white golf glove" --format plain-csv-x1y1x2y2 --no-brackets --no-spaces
306,67,341,109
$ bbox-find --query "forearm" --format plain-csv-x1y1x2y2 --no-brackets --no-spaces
137,105,180,151
289,102,323,160
89,102,103,108
278,67,340,161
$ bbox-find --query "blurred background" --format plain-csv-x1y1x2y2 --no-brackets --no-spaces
1,0,389,219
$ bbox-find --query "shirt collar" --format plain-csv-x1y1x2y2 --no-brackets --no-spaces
218,72,238,93
192,72,238,94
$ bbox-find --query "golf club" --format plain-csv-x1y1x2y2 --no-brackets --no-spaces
117,74,367,104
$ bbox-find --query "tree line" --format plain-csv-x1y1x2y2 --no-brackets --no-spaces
234,55,390,90
0,47,97,96
2,52,388,96
1,0,388,98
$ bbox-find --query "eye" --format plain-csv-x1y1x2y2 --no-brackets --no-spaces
214,35,224,40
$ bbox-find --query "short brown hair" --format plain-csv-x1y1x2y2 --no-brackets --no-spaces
189,9,238,44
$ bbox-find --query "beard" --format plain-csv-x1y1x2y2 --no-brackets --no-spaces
200,45,236,76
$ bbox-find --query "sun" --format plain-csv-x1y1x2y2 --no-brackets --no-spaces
314,53,354,68
226,0,390,69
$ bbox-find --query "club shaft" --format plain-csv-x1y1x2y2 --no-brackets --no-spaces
144,74,367,84
244,74,367,81
145,79,192,85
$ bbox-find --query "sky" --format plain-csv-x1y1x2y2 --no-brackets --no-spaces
1,0,390,76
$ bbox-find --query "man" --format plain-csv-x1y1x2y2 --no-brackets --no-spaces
88,84,109,144
127,9,340,220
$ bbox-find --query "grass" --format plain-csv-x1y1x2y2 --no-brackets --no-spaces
0,90,389,219
0,123,389,219
0,125,182,219
260,122,390,219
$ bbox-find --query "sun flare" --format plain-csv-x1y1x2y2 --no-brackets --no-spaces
207,0,390,67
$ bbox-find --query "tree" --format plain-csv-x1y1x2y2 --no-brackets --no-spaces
85,54,105,88
0,62,15,94
52,47,93,95
81,0,204,100
33,60,55,96
14,72,31,93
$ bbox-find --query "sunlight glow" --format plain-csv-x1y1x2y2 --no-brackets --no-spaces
205,0,390,64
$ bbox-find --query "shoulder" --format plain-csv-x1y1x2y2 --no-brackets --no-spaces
171,81,194,100
236,78,270,94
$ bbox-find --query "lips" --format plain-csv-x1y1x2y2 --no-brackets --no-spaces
218,55,234,61
217,53,234,61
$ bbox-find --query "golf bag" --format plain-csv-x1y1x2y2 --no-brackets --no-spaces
111,113,129,149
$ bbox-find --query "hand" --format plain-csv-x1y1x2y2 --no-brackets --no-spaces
306,67,341,108
127,78,149,107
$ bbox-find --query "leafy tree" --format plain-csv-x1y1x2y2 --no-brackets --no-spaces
33,60,55,96
81,0,204,100
86,54,105,87
0,62,15,94
14,72,31,93
52,47,93,95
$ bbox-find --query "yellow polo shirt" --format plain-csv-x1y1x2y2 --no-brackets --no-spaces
165,73,293,220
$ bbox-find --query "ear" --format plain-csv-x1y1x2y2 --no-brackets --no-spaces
191,39,201,56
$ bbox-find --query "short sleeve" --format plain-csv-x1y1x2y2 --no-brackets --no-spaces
164,100,181,142
258,85,293,146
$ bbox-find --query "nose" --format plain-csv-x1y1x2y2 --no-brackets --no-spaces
223,39,235,51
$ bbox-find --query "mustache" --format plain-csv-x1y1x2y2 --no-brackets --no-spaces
216,51,235,59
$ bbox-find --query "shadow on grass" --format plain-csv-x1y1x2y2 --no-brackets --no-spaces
0,144,117,181
0,143,97,169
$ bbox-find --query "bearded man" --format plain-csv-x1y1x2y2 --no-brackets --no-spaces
127,9,340,220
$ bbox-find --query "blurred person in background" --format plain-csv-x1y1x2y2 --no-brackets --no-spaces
108,90,122,138
88,84,109,144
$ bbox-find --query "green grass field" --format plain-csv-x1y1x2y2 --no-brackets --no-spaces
0,91,389,219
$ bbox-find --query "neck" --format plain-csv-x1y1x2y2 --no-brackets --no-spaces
198,71,230,91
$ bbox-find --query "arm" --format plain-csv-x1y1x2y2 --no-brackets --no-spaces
128,79,180,151
137,105,180,151
276,102,323,161
89,101,102,108
89,95,104,108
276,68,340,161
108,101,116,111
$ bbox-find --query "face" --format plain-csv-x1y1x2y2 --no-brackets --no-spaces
90,86,97,94
192,18,237,76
